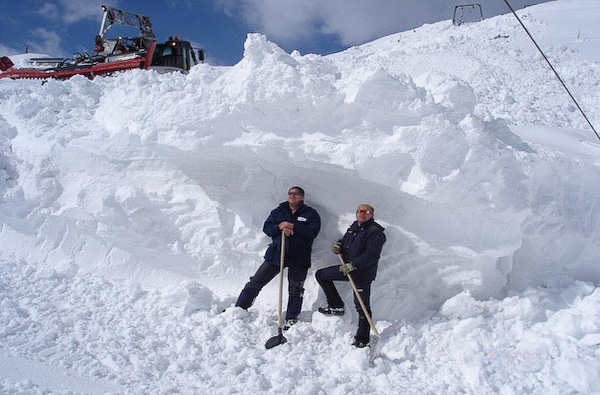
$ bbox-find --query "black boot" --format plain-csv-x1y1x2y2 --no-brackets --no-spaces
352,314,370,348
317,306,345,316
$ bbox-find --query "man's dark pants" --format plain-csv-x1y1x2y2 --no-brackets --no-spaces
315,265,372,341
236,261,308,320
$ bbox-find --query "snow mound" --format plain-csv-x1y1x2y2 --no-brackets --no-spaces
1,0,600,392
1,23,600,317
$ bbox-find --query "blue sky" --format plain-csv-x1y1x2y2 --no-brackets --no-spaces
0,0,546,66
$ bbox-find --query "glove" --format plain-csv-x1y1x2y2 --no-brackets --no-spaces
340,262,356,276
330,241,342,254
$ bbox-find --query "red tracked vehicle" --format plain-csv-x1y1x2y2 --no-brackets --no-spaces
0,5,204,80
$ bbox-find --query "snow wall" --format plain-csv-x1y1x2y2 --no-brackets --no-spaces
1,30,599,321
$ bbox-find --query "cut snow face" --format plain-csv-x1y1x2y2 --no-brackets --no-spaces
1,0,600,393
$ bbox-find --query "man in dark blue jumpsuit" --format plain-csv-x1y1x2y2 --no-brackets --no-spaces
236,186,321,329
315,204,386,347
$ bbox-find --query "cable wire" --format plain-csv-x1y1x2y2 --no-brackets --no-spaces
502,0,600,141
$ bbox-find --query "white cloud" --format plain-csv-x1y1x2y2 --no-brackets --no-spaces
214,0,454,47
34,3,60,20
215,0,316,42
319,0,450,45
30,0,119,24
27,28,63,56
0,43,18,57
58,0,118,24
214,0,551,51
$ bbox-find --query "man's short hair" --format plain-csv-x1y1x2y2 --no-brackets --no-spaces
358,204,375,213
289,186,305,196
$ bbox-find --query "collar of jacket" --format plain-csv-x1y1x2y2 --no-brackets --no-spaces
279,201,306,212
352,218,375,231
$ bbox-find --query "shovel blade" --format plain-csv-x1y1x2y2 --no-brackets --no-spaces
265,333,287,349
368,335,383,365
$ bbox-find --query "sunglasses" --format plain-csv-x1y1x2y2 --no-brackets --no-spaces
356,209,373,215
288,191,303,196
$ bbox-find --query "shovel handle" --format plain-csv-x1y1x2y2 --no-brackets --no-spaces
277,231,286,330
337,253,380,336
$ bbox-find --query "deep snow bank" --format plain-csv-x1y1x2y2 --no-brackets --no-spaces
1,4,600,323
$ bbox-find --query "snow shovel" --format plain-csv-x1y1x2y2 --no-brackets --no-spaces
337,254,383,364
265,230,287,349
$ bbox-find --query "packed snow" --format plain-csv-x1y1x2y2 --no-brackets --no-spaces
1,0,600,393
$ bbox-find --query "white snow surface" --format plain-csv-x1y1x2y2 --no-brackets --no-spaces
1,0,600,393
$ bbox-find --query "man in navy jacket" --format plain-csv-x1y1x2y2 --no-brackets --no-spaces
315,204,386,347
235,186,321,328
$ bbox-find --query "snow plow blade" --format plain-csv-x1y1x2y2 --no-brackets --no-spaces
0,56,14,72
